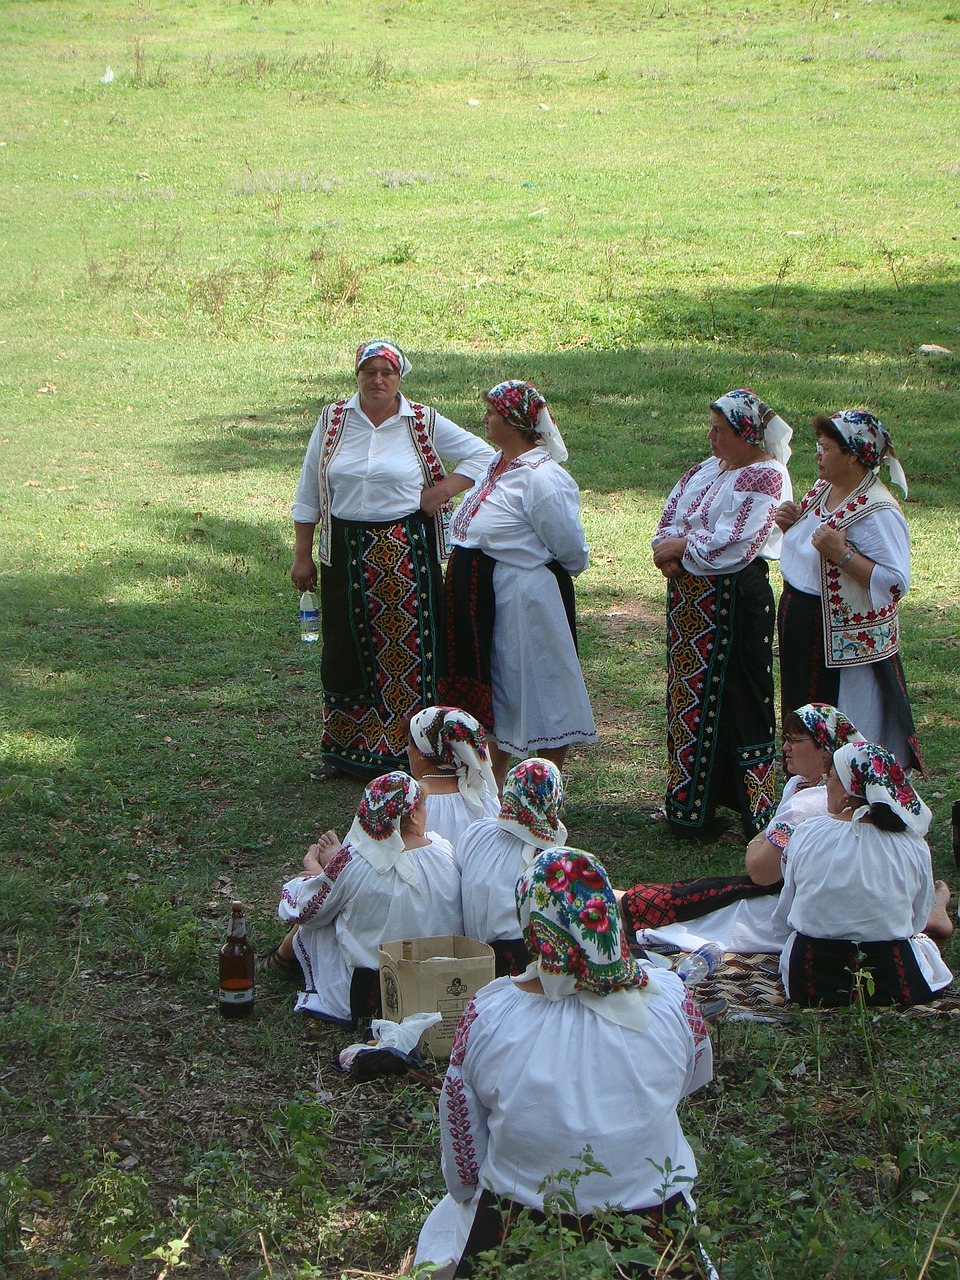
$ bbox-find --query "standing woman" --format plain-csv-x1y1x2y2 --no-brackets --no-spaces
653,389,793,840
776,410,922,771
290,341,494,780
441,381,597,788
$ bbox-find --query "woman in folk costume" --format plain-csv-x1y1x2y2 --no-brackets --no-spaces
619,704,864,953
457,756,568,975
773,742,953,1007
776,410,922,770
270,772,462,1027
406,705,500,851
653,389,793,840
415,848,714,1279
440,380,597,789
290,340,493,780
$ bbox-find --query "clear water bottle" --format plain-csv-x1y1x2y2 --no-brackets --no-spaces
299,591,319,643
676,941,724,987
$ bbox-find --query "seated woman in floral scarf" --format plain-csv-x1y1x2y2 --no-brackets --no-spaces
406,705,500,851
415,847,714,1279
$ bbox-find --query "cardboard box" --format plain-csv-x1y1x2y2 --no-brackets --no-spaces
378,935,495,1057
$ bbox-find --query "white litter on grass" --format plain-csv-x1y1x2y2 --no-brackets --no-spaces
100,66,114,83
467,98,480,106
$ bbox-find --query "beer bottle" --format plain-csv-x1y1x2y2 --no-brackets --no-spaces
219,902,255,1019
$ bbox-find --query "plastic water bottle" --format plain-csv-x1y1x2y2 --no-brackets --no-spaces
676,942,724,987
299,591,319,643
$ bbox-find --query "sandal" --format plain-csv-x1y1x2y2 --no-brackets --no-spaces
257,944,301,980
309,761,344,782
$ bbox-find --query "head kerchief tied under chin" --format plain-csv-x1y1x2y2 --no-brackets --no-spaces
355,339,412,379
515,848,659,1029
711,387,793,465
833,742,931,836
346,771,423,882
497,758,568,860
486,380,568,462
794,703,866,754
829,410,907,495
408,705,498,818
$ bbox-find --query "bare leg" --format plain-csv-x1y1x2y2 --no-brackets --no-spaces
925,881,954,943
277,926,299,960
489,741,514,792
538,746,569,775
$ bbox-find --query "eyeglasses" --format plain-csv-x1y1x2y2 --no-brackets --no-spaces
781,734,813,746
815,442,843,457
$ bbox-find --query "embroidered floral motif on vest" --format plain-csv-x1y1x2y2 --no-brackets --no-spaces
797,474,903,668
315,400,449,566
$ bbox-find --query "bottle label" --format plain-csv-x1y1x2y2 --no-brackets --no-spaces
300,610,319,625
219,987,254,1005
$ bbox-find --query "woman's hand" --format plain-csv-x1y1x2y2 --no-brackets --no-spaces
774,501,801,532
811,524,850,563
420,473,472,516
653,536,687,575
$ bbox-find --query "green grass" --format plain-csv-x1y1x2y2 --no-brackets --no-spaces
2,0,960,1275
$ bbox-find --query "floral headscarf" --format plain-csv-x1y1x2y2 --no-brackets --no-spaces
515,848,658,1030
711,388,793,465
345,771,423,883
794,703,866,754
828,409,908,495
409,706,498,818
497,758,568,862
355,339,412,379
486,380,568,462
832,742,931,836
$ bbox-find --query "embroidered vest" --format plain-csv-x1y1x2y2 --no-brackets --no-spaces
315,400,450,566
796,474,903,668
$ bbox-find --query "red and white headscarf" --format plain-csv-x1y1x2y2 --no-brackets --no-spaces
355,339,412,379
711,387,793,465
828,410,908,496
408,706,498,818
346,771,423,883
833,742,930,835
486,380,568,462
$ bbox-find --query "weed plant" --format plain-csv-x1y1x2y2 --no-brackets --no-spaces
1,0,959,1276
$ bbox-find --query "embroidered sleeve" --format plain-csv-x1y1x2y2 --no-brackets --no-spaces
684,463,783,573
439,999,490,1201
278,847,353,927
653,463,704,544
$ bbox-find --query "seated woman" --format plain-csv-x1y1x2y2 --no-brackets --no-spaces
457,757,567,975
773,742,953,1007
415,848,713,1280
407,706,500,851
619,704,864,954
270,772,463,1027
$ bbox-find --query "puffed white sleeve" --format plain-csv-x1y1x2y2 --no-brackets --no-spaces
527,468,590,574
433,414,497,482
439,999,490,1201
684,463,786,574
290,419,324,524
844,507,912,607
277,849,354,929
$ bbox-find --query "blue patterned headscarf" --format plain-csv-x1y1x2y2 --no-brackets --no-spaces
355,340,412,378
711,388,792,464
828,410,908,495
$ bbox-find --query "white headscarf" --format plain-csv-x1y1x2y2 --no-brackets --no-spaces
409,706,498,819
833,742,931,836
345,772,423,885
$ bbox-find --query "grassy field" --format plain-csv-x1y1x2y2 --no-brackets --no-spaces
2,0,960,1276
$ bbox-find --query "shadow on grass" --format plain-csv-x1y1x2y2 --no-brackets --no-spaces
171,276,960,501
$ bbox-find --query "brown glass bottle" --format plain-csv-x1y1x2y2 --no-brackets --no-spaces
219,903,255,1019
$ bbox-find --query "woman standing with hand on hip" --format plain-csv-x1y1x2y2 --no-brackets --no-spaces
290,341,493,780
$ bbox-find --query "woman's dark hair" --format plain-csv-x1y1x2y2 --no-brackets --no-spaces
783,711,818,743
812,414,852,452
867,802,907,833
